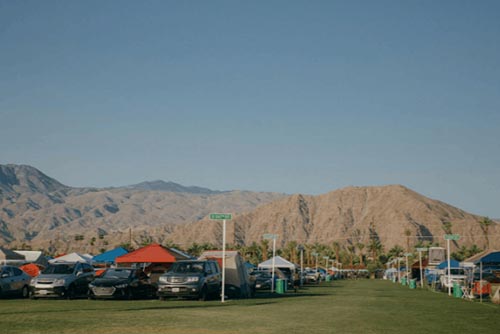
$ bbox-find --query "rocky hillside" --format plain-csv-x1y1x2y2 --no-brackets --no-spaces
1,164,497,254
167,185,499,251
0,164,285,252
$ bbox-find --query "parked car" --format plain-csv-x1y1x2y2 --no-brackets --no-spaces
250,269,286,290
30,261,94,299
88,268,156,299
0,265,31,298
305,269,321,284
157,260,221,300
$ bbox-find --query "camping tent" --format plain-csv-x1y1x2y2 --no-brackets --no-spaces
93,247,129,264
437,259,461,269
199,250,253,299
0,247,25,265
49,252,93,264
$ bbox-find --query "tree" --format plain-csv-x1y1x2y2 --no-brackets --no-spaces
442,221,453,234
479,217,493,249
404,229,412,252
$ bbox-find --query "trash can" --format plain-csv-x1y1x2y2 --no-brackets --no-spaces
276,279,285,294
453,282,463,298
401,277,407,286
409,279,417,289
326,275,331,282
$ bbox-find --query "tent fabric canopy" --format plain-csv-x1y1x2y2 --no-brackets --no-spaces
116,244,188,264
93,247,129,264
0,247,25,263
477,251,500,264
50,252,93,264
258,256,296,270
437,259,461,269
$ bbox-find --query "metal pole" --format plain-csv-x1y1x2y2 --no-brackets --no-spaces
447,238,451,296
271,237,276,293
406,255,409,280
398,258,401,282
315,254,318,272
419,251,423,288
300,248,304,287
480,261,483,303
221,219,226,303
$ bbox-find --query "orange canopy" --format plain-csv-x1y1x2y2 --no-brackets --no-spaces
20,263,43,277
115,244,185,264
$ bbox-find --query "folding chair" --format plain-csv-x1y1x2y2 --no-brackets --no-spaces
462,286,474,300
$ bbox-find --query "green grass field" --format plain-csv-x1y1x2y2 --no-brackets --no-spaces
1,280,499,334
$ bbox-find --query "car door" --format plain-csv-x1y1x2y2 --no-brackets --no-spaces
10,267,25,291
0,267,14,294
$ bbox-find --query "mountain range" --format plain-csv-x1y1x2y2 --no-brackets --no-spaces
0,164,498,254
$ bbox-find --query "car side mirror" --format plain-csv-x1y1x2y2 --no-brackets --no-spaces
1,273,9,278
76,271,83,276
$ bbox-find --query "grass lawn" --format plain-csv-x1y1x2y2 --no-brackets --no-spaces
1,280,499,334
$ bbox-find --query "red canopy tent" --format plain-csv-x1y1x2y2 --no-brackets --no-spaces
115,244,189,265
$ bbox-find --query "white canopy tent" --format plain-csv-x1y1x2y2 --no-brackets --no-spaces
258,256,296,270
49,252,93,264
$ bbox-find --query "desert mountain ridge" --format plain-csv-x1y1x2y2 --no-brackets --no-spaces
1,164,498,254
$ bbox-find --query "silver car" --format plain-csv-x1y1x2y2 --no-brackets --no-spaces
30,262,94,299
0,265,31,298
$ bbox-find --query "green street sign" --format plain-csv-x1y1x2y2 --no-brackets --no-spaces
263,233,278,240
444,234,460,241
404,253,413,257
416,248,428,252
209,213,232,220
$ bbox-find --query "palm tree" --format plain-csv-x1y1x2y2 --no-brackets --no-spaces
404,229,412,252
356,243,365,267
260,239,269,261
479,217,493,249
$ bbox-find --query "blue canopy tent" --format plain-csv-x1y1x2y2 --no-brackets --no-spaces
476,251,500,265
437,259,461,269
93,247,129,264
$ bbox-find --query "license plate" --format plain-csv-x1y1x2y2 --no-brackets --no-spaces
172,287,180,293
38,290,49,295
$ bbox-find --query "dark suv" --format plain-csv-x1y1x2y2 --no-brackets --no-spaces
157,260,221,300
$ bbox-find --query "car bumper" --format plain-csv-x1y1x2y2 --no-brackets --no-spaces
30,286,67,298
157,284,200,298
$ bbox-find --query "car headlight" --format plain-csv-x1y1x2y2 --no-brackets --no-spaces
186,277,199,283
30,278,38,285
116,284,128,289
53,279,66,286
89,283,95,288
159,276,168,283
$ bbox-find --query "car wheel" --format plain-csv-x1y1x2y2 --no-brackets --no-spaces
21,285,30,298
198,286,209,301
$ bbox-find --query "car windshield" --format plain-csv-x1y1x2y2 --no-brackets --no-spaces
102,269,133,279
42,264,75,275
170,262,204,273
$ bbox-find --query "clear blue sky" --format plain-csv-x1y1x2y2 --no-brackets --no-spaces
1,1,499,217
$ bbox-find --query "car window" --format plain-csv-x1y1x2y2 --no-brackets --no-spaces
210,262,218,274
42,264,75,275
171,262,204,273
103,269,133,279
1,267,13,277
12,267,23,276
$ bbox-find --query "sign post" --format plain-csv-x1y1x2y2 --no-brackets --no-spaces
311,252,319,272
404,253,412,281
416,247,428,288
210,213,232,303
263,234,278,293
297,245,305,287
444,234,460,296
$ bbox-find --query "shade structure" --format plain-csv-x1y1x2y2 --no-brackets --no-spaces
49,252,93,264
93,247,129,264
0,247,26,264
476,251,500,265
258,256,297,270
115,244,189,264
437,259,461,269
